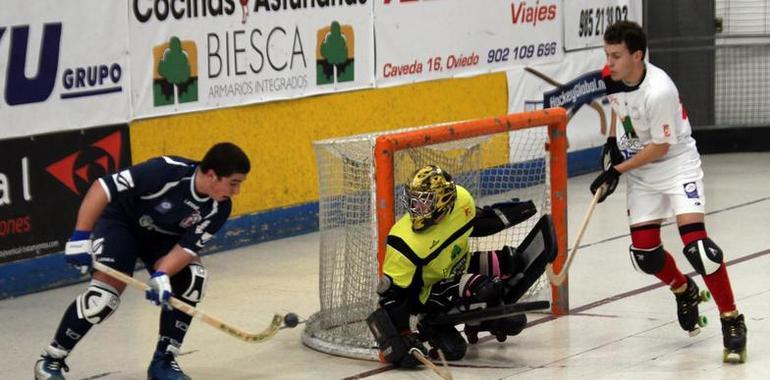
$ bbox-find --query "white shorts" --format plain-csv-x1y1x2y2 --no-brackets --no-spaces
626,178,706,225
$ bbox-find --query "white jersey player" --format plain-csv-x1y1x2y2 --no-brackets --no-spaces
590,20,747,363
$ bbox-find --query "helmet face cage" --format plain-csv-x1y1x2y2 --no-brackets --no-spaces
402,165,457,231
403,187,436,219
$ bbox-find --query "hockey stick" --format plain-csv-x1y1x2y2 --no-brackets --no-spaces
545,190,602,286
411,349,453,380
92,261,284,343
524,66,608,134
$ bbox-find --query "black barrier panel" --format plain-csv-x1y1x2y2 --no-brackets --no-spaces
0,125,131,264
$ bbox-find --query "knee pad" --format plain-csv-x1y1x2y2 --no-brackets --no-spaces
76,280,120,324
629,245,666,274
458,273,502,306
171,263,208,304
683,238,723,275
469,250,503,277
367,308,420,365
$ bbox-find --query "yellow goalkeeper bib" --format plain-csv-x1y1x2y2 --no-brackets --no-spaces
383,185,476,304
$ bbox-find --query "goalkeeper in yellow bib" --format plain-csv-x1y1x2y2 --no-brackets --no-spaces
367,165,557,367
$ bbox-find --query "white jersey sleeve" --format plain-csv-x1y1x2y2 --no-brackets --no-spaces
646,87,679,145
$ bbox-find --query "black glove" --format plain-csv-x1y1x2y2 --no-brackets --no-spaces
394,333,428,368
589,166,621,203
483,199,537,227
601,137,624,171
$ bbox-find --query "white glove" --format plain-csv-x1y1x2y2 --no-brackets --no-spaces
145,271,172,309
65,230,92,274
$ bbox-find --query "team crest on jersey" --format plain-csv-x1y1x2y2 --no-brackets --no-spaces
663,124,671,137
450,245,462,260
155,200,173,214
180,211,202,229
683,182,699,199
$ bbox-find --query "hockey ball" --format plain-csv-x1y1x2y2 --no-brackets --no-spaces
284,312,299,328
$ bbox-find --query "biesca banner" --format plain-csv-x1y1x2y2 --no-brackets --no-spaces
129,0,375,119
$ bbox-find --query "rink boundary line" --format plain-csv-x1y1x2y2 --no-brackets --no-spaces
343,246,770,378
520,245,770,329
575,195,770,250
342,196,769,378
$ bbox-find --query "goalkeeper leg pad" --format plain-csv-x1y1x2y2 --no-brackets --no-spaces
502,215,557,303
419,324,467,361
367,308,418,365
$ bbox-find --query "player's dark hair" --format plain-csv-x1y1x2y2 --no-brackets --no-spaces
200,142,250,177
604,21,646,59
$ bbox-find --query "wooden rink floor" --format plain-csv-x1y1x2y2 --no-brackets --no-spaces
2,152,770,380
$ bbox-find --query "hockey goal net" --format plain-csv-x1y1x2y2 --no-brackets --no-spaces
304,109,568,360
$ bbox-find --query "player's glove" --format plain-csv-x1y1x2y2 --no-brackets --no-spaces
393,333,428,368
589,166,621,203
601,137,625,170
65,230,93,274
146,271,173,310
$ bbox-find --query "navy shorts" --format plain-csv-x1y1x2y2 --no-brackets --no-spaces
92,217,178,275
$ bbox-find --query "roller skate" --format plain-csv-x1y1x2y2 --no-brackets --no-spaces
674,277,710,336
147,346,191,380
34,345,70,380
720,312,747,364
463,313,526,344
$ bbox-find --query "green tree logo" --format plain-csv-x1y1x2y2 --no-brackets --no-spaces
316,22,354,85
153,36,198,106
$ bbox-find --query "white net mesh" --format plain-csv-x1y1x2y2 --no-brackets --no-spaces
305,123,554,360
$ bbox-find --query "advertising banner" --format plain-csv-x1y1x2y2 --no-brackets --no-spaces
0,125,131,263
0,0,131,140
375,0,564,86
564,0,643,51
508,49,612,152
129,0,374,119
543,69,606,111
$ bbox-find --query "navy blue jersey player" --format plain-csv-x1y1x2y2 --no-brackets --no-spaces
34,142,250,380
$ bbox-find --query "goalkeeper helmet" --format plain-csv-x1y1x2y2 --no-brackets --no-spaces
402,165,457,231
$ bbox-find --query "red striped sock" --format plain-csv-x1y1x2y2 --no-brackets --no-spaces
679,223,736,313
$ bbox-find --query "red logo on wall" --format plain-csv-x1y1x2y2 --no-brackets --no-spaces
45,131,123,195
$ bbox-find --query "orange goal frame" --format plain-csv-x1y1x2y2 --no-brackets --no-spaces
373,108,570,315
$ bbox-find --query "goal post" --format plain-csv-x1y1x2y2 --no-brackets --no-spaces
305,108,569,360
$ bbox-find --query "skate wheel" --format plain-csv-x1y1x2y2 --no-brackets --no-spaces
688,327,701,337
723,348,747,364
495,334,507,342
428,348,439,360
697,315,708,328
699,290,712,303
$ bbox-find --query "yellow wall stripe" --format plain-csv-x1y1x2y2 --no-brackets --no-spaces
130,72,508,215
